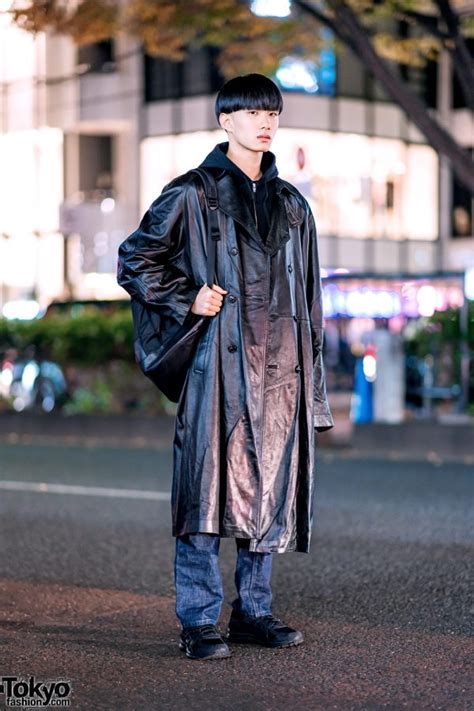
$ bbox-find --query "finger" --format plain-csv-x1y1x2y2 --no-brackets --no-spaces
208,293,224,305
212,284,228,294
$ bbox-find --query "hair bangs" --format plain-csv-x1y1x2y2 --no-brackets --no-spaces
215,74,283,122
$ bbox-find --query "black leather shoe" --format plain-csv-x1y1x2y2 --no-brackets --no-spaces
226,612,303,648
179,624,232,660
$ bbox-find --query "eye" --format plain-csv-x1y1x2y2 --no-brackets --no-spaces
248,110,258,115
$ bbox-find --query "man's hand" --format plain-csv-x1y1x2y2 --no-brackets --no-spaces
191,283,228,316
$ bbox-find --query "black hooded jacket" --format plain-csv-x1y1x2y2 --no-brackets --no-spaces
199,141,278,246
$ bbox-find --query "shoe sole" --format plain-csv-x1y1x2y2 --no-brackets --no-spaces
178,641,232,660
226,631,304,648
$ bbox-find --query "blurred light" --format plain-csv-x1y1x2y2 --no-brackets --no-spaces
0,128,63,235
42,395,55,413
447,286,463,308
435,288,447,311
322,288,334,317
100,197,115,214
323,285,402,318
2,300,40,320
346,289,365,316
1,363,13,387
388,314,406,334
465,267,474,300
363,354,377,382
13,397,26,412
333,284,346,313
376,291,399,318
251,0,291,17
417,285,437,317
276,57,319,93
22,361,39,390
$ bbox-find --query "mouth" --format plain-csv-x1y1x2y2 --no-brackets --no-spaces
257,135,271,140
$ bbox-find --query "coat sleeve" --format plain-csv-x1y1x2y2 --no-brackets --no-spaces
305,208,334,433
116,177,203,324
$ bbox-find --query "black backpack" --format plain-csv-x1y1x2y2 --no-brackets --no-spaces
130,167,221,403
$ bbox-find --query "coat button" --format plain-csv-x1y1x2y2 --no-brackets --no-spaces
231,247,238,255
295,364,302,373
288,264,293,273
228,295,237,303
228,344,237,353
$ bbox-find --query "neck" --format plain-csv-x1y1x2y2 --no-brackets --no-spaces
226,143,263,181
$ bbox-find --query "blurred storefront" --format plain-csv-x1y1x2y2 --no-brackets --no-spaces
140,128,439,275
321,271,467,420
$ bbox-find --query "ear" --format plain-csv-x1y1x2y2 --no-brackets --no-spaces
219,112,233,133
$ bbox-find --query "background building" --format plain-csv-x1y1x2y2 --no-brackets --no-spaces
0,8,472,308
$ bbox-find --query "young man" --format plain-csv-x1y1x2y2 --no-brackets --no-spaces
117,74,333,661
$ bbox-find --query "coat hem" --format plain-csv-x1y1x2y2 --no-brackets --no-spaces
172,519,311,553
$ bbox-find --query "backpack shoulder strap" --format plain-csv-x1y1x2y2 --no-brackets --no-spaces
188,167,220,289
190,167,219,212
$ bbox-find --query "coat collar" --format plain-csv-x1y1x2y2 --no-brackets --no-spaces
215,172,304,256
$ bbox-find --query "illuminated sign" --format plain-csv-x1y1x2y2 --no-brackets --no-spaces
322,281,464,318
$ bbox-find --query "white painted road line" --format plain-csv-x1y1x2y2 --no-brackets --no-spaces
0,480,171,501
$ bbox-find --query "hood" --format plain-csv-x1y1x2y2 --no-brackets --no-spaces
199,141,279,186
198,141,289,256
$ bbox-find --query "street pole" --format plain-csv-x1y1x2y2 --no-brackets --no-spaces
437,49,452,272
459,295,470,413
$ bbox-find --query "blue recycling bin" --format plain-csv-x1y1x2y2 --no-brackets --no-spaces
351,356,374,423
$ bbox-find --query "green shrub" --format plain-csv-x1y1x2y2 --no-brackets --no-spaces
405,302,474,403
0,309,135,367
0,308,176,414
63,380,114,415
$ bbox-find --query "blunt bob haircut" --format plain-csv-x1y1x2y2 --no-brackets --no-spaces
215,73,283,124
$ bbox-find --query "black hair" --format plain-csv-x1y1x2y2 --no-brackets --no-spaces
215,73,283,124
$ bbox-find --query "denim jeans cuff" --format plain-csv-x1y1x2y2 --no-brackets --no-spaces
181,618,219,631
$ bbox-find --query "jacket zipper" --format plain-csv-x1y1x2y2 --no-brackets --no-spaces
251,181,258,229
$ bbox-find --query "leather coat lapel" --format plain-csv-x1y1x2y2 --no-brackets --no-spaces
216,174,261,246
216,174,302,256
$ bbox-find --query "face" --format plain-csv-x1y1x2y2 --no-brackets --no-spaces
219,108,280,153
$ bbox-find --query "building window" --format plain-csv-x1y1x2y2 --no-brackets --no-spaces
452,38,474,109
78,135,114,201
452,150,473,238
77,40,115,73
401,59,437,109
144,46,224,102
397,19,437,109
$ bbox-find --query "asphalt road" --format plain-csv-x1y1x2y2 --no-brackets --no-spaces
0,441,472,710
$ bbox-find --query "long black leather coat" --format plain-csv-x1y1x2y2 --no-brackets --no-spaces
117,144,334,553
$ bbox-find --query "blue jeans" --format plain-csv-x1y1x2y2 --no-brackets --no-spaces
174,533,273,629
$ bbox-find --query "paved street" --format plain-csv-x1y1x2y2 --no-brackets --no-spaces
0,441,472,710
